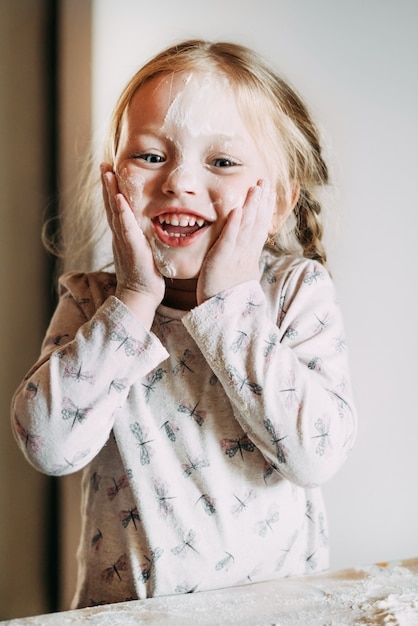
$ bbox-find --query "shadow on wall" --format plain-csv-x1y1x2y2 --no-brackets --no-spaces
0,0,60,619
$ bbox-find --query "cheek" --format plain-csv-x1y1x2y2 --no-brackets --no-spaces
115,166,146,212
224,191,246,212
213,179,246,215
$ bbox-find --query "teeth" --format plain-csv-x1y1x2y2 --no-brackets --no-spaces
158,214,206,227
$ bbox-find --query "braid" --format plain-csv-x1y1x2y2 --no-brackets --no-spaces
294,190,328,267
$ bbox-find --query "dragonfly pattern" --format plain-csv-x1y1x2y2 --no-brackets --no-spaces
263,333,278,359
177,401,206,426
108,377,129,394
264,418,288,464
110,322,146,356
129,422,153,465
312,418,330,456
279,371,299,409
61,397,92,429
230,330,250,353
220,435,256,460
12,253,353,602
226,365,262,396
172,349,195,375
91,528,103,551
139,547,163,583
25,381,39,399
171,530,199,557
101,554,128,583
14,416,43,452
231,490,256,516
51,448,91,474
195,494,216,516
64,362,95,384
160,420,178,442
142,367,166,401
256,506,280,537
154,480,176,518
107,475,129,500
182,455,210,478
119,507,140,530
215,552,235,572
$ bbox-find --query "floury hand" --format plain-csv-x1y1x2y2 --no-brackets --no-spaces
196,180,276,304
101,163,165,329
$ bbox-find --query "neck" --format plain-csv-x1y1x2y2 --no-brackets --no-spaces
162,278,198,310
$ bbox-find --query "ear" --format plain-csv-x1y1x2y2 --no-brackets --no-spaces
268,183,300,235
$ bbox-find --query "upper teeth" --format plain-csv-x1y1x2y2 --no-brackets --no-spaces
158,214,205,227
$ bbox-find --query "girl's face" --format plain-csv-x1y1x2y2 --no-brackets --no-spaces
114,70,276,279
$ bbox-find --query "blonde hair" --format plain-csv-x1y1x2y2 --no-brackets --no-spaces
46,39,330,272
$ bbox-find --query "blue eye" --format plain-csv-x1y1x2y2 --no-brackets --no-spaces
137,153,165,164
212,158,237,168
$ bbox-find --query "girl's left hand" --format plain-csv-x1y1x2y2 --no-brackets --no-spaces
196,180,276,304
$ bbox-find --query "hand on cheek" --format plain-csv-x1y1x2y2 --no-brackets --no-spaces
100,163,165,326
197,179,276,305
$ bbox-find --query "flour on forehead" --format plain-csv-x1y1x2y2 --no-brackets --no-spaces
162,72,232,137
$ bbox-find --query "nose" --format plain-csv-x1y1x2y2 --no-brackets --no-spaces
161,163,198,196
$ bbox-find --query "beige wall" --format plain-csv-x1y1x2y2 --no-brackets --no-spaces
56,0,92,611
0,1,92,617
0,0,51,619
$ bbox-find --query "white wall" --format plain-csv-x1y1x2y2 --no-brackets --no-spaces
89,0,418,570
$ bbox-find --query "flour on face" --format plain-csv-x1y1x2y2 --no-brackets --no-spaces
116,167,145,212
116,168,177,276
148,236,177,278
162,72,232,138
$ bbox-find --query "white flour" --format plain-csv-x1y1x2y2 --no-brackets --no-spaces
162,72,231,139
116,168,145,211
4,561,418,625
148,236,176,278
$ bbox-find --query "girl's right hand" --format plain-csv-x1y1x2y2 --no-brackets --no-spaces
100,163,165,329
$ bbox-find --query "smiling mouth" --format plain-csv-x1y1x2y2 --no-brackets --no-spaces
154,213,209,239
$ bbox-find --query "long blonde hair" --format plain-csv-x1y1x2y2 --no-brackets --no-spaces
46,39,329,272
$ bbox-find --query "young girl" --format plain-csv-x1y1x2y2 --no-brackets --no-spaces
11,39,357,608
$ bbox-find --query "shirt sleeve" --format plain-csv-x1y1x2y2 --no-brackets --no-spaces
182,260,357,488
11,273,169,476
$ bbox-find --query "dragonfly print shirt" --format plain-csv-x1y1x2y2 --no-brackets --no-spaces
11,250,357,608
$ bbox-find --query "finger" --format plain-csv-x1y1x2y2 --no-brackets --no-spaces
114,193,142,243
101,168,119,226
218,206,243,249
240,183,263,232
243,179,276,239
244,180,272,216
101,169,136,244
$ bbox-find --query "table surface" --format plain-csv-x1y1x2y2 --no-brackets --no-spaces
3,558,418,625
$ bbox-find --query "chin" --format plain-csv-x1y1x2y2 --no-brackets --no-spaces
148,236,203,280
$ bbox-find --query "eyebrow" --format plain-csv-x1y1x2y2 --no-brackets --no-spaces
129,128,247,148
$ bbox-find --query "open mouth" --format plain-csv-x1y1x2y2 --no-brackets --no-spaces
153,212,209,244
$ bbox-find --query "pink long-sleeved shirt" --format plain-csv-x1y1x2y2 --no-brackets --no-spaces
11,250,357,608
